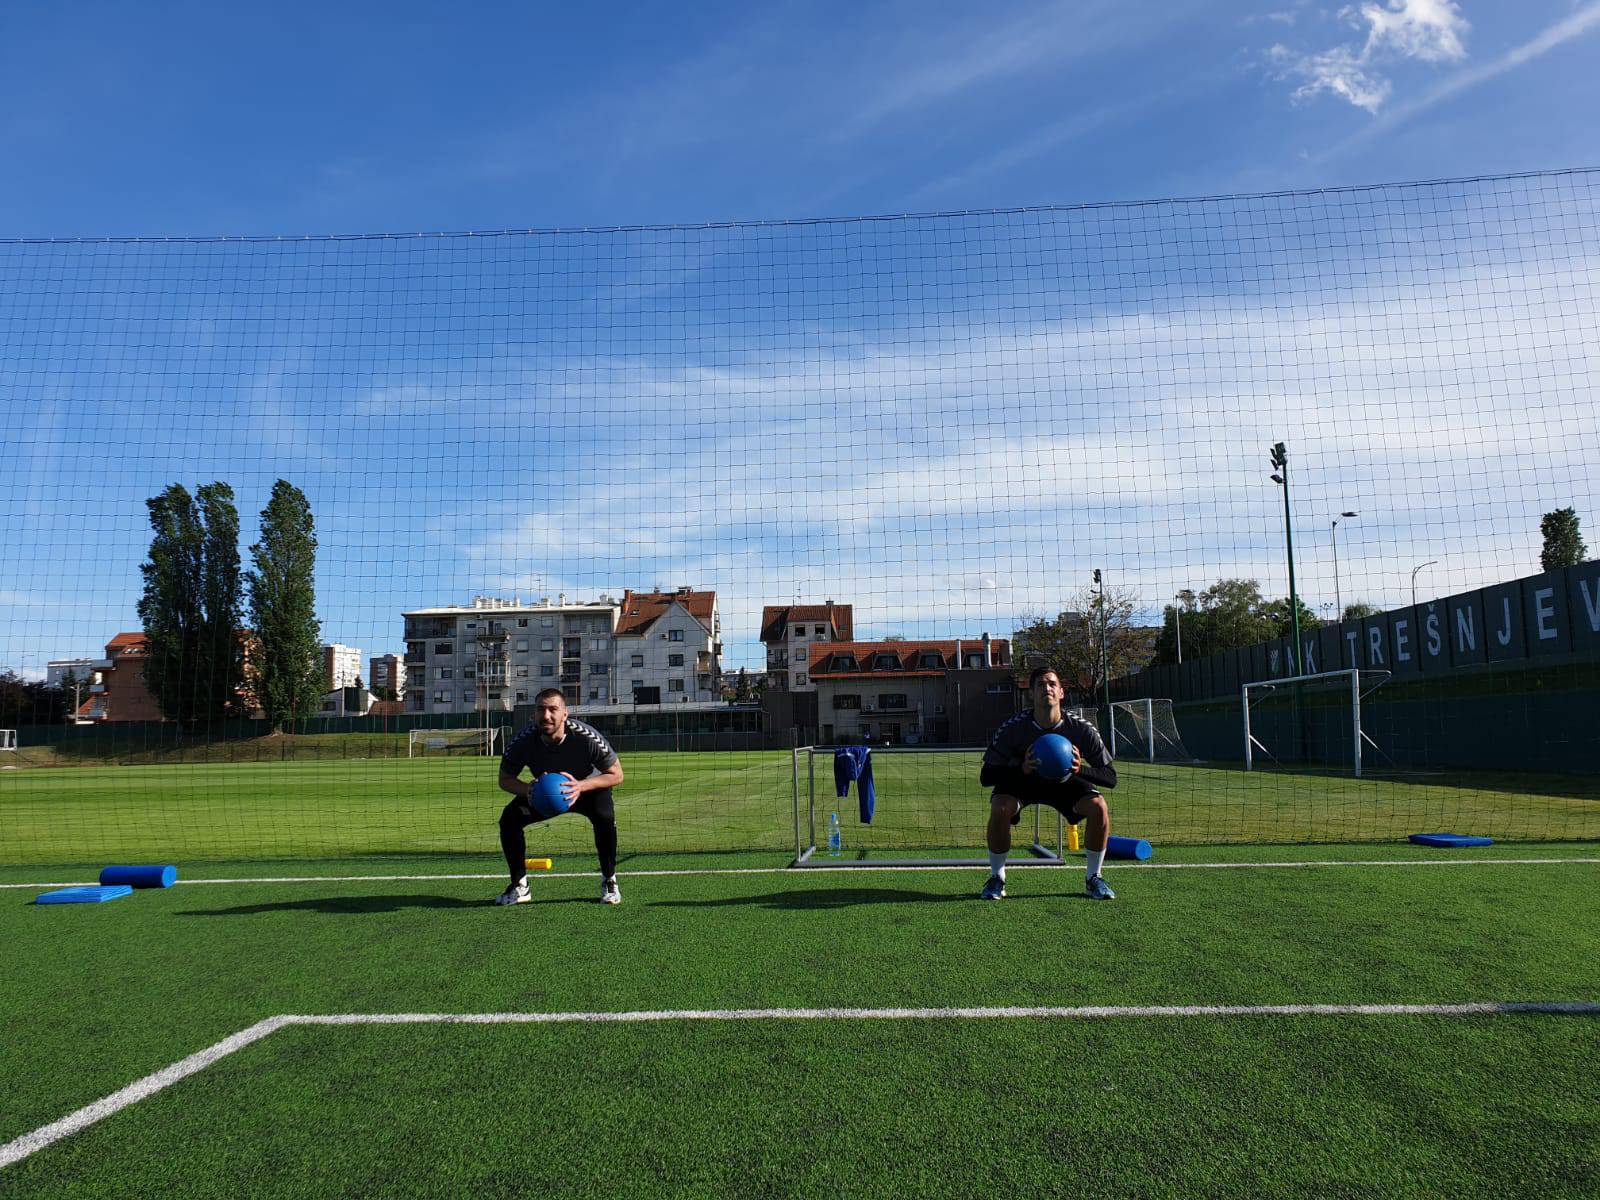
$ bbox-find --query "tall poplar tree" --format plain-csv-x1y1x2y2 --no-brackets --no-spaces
138,484,205,724
247,480,323,733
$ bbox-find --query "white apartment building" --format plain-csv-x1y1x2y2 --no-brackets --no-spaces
613,588,722,704
323,643,363,691
760,603,853,692
368,654,406,699
403,596,620,717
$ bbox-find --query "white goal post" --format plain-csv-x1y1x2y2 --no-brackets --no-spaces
407,727,502,758
1242,669,1389,778
0,730,15,752
1110,699,1192,763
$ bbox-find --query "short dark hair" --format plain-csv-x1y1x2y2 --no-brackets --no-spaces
1028,665,1060,688
533,687,566,706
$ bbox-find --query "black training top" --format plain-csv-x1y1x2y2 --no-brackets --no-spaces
499,717,620,802
980,709,1117,797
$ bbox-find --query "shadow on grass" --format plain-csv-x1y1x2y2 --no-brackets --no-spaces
176,893,596,916
651,887,986,910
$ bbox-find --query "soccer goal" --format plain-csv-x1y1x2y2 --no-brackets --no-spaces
1110,699,1192,763
790,745,1067,868
0,730,15,752
1242,669,1390,777
407,727,502,758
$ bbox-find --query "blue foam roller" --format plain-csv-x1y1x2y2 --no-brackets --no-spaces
100,864,178,888
1106,835,1153,861
36,885,133,905
1408,833,1494,848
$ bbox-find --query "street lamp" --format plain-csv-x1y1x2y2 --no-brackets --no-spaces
1331,511,1358,620
1268,442,1304,675
1411,560,1438,608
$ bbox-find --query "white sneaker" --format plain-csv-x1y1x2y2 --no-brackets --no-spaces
601,878,621,905
494,880,530,906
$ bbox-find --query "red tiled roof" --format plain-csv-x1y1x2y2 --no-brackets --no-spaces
106,632,149,655
809,638,1011,678
615,589,717,637
367,699,405,717
759,603,854,642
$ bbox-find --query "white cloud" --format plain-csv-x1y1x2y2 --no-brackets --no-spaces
1267,0,1468,111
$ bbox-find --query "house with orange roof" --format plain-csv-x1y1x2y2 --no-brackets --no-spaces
807,634,1019,745
614,587,722,704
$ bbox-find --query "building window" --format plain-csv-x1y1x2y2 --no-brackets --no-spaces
590,663,609,676
542,617,554,627
591,638,608,652
540,638,554,651
833,694,860,710
514,666,528,679
515,690,528,703
835,654,858,670
669,653,684,667
434,643,452,656
873,653,901,670
436,667,453,680
562,686,580,703
669,629,684,642
590,688,607,702
815,631,829,642
463,667,475,680
791,627,805,639
540,664,554,678
515,640,527,652
878,694,908,710
465,622,477,631
796,672,808,686
631,654,644,667
919,652,943,669
795,649,807,662
434,690,452,705
517,618,529,628
669,679,685,692
463,689,476,704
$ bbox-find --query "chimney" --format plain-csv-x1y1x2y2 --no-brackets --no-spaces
982,632,992,667
955,639,962,670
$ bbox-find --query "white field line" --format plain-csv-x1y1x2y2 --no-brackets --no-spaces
3,1001,1596,1171
5,857,1600,890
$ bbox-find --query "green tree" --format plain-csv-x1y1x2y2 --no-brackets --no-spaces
1014,584,1156,701
137,484,205,724
1340,601,1381,621
137,482,243,726
1257,596,1322,641
1540,507,1587,572
0,671,72,725
247,480,323,733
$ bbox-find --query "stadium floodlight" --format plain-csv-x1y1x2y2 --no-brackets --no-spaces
1332,512,1358,619
1267,442,1303,674
1411,560,1438,608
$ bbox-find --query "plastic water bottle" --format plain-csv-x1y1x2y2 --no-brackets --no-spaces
827,812,843,858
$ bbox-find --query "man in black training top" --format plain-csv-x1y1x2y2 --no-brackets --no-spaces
980,666,1118,901
495,688,626,906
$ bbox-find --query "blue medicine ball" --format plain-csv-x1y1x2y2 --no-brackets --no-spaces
1033,733,1075,782
531,773,573,818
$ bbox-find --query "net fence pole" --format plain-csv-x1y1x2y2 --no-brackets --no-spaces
1352,671,1363,779
1242,685,1254,773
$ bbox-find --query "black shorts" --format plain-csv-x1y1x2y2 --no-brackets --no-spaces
991,779,1099,826
506,789,615,826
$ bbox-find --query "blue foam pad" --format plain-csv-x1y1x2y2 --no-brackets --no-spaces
1107,835,1154,861
1408,833,1494,848
36,885,134,905
100,863,178,888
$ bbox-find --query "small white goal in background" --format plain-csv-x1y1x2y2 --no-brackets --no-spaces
407,728,501,758
0,730,16,752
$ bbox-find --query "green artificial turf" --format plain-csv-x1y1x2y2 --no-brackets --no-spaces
2,749,1597,868
3,858,1597,1196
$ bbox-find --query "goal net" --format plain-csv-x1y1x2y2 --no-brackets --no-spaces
0,730,15,752
408,728,502,758
1110,699,1192,763
1242,670,1390,777
3,167,1599,864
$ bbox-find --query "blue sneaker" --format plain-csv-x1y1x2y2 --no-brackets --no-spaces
979,874,1006,900
1085,874,1115,901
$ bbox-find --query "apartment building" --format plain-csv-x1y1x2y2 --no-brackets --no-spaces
368,653,406,699
322,643,363,691
402,596,619,716
759,602,854,693
613,587,722,704
72,633,165,722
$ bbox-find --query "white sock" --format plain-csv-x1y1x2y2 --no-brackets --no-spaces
514,875,527,889
988,852,1007,880
1085,849,1105,880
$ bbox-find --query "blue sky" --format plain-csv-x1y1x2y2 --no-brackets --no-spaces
2,2,1599,679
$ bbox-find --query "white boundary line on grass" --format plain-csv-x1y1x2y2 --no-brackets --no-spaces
5,857,1600,889
3,1000,1596,1170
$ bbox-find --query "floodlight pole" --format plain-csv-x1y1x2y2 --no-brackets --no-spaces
1411,560,1438,608
1332,511,1357,620
1269,442,1303,675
